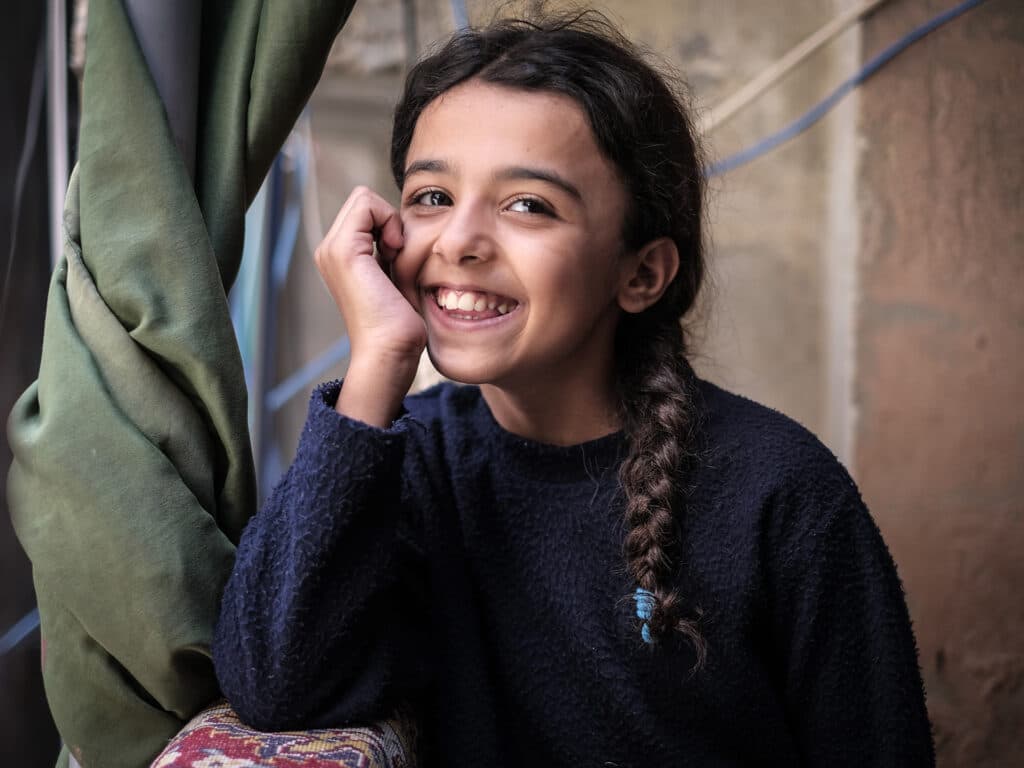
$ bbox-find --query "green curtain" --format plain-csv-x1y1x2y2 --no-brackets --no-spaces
7,1,355,765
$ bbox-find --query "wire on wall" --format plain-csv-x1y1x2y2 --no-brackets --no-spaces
707,0,989,178
450,0,470,30
0,609,40,656
700,0,890,136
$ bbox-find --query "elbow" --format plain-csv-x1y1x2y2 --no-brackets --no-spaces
212,614,340,731
211,613,295,731
213,649,308,732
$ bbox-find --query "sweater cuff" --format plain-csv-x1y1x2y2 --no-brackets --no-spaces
300,378,416,447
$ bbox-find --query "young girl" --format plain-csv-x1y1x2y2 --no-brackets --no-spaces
213,12,934,766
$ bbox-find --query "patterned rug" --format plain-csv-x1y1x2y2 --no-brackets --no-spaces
151,702,416,767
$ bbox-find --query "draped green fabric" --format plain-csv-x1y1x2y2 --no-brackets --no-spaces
7,1,355,765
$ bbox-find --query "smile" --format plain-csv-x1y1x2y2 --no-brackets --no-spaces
430,286,520,321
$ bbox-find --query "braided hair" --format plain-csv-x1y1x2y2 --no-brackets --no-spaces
390,11,707,660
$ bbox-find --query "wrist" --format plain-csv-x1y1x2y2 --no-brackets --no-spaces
336,354,419,427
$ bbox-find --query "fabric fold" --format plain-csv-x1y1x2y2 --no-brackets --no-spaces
7,0,355,765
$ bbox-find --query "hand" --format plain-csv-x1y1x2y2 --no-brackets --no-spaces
315,187,426,425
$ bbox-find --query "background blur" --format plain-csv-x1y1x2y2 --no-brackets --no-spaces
2,0,1021,765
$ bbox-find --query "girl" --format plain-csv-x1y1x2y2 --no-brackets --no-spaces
213,12,934,767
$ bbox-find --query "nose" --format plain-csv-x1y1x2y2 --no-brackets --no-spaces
432,199,496,265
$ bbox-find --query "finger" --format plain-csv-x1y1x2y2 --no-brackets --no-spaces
344,193,399,249
322,185,384,245
342,195,402,263
322,186,366,243
375,208,405,263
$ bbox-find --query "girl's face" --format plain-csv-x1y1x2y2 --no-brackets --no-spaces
393,80,633,393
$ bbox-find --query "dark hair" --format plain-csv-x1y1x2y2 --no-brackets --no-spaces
391,10,707,662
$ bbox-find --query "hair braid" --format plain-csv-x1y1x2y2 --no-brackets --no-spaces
617,313,706,664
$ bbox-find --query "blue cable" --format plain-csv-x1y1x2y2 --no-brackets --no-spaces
266,335,351,413
450,0,469,30
0,608,40,657
708,0,988,178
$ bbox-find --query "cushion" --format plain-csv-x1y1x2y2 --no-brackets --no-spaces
151,701,416,767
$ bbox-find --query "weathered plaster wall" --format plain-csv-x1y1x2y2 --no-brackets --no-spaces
855,2,1024,764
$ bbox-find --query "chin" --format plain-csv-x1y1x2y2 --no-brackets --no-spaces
427,347,503,387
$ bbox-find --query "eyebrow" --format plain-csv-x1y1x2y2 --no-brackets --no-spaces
403,158,582,201
495,166,582,201
404,159,449,178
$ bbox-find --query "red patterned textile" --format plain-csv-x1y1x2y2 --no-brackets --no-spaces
150,702,416,767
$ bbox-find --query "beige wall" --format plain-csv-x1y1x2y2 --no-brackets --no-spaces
856,2,1023,764
277,2,1024,763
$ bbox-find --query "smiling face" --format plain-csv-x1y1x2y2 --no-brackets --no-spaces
393,80,633,398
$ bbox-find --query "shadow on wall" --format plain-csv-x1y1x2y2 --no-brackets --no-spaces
1,1,62,765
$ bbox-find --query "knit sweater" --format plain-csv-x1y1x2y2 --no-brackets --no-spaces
213,379,934,767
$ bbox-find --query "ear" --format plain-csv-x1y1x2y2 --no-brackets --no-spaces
617,237,680,314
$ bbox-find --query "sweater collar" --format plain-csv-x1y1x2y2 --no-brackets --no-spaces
471,391,627,484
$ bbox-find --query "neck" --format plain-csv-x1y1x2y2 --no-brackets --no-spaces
480,368,621,447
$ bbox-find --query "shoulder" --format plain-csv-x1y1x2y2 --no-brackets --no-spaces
691,379,877,572
695,378,858,500
690,384,908,646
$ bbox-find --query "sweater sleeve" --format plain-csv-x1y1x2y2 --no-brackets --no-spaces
212,381,431,731
769,455,935,767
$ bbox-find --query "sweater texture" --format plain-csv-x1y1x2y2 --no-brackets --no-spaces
213,379,934,767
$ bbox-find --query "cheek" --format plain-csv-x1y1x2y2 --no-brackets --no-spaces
392,257,422,309
522,234,614,298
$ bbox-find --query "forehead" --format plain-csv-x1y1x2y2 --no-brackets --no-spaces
405,80,615,183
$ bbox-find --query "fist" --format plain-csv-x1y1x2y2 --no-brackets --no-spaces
314,186,427,367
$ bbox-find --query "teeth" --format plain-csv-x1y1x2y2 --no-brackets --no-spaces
433,287,517,315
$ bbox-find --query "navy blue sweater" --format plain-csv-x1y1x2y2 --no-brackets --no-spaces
213,379,934,767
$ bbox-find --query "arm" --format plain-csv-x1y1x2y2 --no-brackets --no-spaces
771,463,935,767
212,382,429,730
214,185,431,729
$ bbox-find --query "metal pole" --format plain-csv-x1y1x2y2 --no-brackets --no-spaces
249,164,280,502
47,0,68,269
402,0,418,66
123,0,201,181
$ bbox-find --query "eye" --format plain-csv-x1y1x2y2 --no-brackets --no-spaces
506,196,553,216
410,189,452,207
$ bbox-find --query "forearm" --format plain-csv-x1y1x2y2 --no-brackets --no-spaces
213,382,419,729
